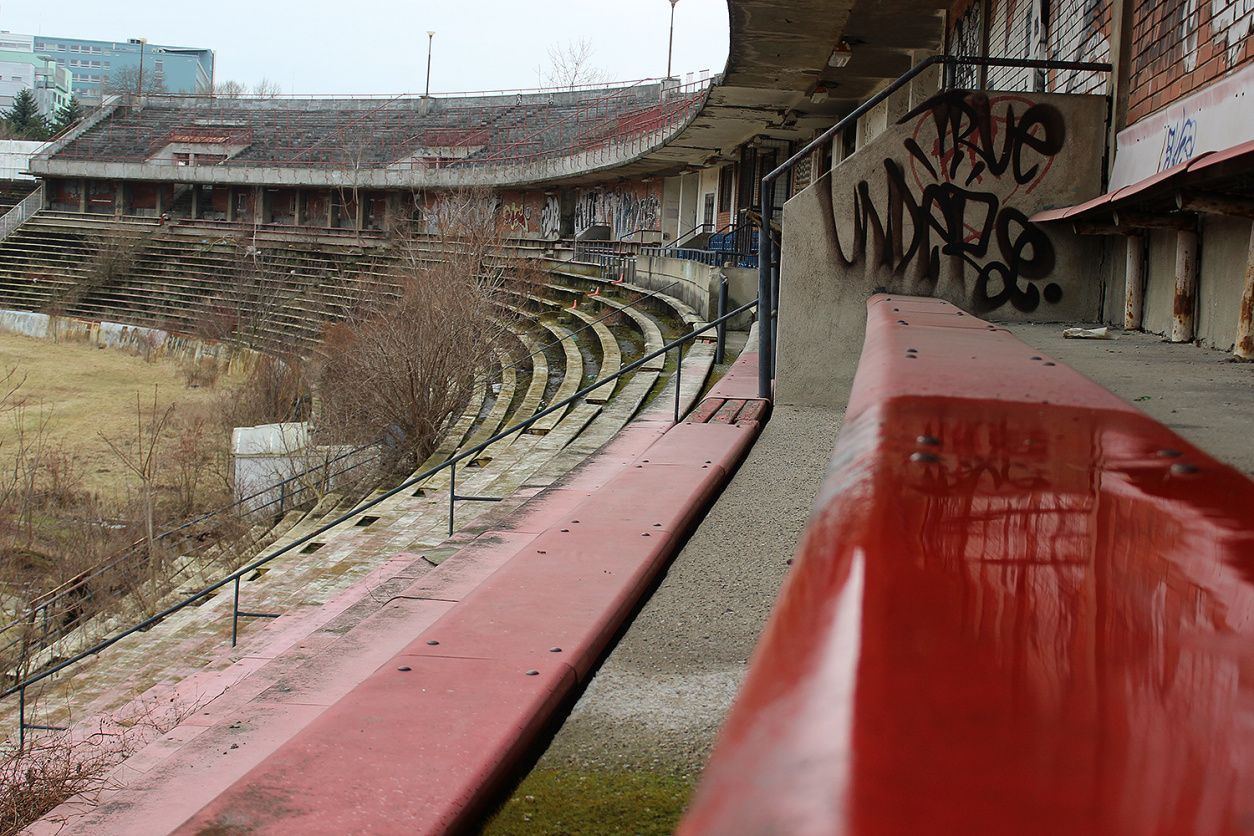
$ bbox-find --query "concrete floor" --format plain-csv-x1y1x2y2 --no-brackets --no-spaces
1005,324,1254,476
494,404,842,818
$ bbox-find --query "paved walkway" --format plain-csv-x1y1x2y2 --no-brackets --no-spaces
1005,324,1254,476
485,402,843,834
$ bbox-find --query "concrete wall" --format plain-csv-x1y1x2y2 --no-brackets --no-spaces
634,256,756,329
776,90,1110,407
0,307,260,372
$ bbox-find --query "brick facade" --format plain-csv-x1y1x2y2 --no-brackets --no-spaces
1128,0,1254,121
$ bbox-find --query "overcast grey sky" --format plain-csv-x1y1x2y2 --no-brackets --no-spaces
2,1,731,94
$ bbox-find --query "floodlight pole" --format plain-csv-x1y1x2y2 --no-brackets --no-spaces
667,0,679,80
136,38,147,96
425,31,435,97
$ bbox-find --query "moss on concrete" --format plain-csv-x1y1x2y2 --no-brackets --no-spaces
482,768,695,835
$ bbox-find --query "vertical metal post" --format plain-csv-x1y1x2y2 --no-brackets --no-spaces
769,230,780,376
448,462,456,537
757,175,775,399
715,272,728,364
278,481,287,514
674,346,682,423
18,685,25,752
231,576,240,647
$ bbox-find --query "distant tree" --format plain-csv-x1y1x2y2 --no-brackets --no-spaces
49,96,85,135
252,78,282,98
103,66,166,96
3,89,49,140
212,79,247,99
544,39,607,90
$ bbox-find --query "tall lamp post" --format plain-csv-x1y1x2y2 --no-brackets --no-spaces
666,0,679,80
130,37,148,96
425,31,435,97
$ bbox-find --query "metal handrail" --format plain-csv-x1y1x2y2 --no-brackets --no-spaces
5,297,756,748
0,184,44,243
754,55,1116,398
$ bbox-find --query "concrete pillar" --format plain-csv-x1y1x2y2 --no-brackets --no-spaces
1237,223,1254,360
326,191,334,228
293,190,303,226
191,185,200,220
1123,234,1144,331
226,186,235,222
155,185,164,217
256,187,265,225
78,179,87,213
1171,229,1199,343
114,182,124,217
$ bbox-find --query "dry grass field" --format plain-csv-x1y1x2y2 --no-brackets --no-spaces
0,331,240,498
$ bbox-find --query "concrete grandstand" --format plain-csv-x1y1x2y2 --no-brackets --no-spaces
0,0,1249,834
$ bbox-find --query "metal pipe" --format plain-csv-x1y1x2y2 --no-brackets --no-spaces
757,193,774,399
448,461,456,537
231,576,240,647
1172,228,1199,343
674,345,683,423
1237,223,1254,360
1124,234,1145,331
715,273,728,364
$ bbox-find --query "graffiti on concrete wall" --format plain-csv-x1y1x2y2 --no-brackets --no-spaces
540,195,561,238
575,188,661,239
500,200,530,232
833,91,1067,313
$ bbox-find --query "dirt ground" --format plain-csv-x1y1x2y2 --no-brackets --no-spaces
0,332,239,498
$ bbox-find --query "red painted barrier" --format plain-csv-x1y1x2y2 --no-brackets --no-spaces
172,356,769,834
681,295,1254,835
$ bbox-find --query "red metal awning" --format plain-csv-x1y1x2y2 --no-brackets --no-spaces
1028,143,1254,224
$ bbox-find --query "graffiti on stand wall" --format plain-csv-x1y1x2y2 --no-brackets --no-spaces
541,195,561,238
575,188,661,239
832,91,1067,313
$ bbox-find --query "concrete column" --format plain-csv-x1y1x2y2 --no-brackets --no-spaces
78,179,87,213
114,182,124,217
226,187,235,222
191,185,200,220
1171,229,1199,343
256,187,265,225
1236,223,1254,360
155,185,164,217
326,191,334,228
293,190,304,226
355,193,364,231
1123,234,1144,331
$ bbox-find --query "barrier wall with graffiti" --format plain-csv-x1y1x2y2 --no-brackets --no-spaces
826,90,1105,314
775,90,1108,406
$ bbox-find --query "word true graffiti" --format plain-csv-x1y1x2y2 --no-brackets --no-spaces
834,91,1067,313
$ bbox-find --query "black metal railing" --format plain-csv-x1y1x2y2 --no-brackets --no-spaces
4,297,756,749
754,55,1115,398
